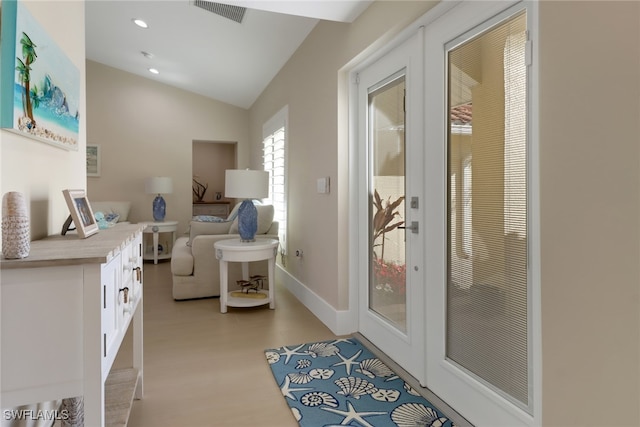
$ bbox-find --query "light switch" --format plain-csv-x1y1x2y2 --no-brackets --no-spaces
317,177,330,194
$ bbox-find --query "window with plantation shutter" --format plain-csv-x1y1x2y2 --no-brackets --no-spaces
263,107,287,255
446,11,530,409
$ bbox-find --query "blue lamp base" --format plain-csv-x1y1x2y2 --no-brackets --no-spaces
237,199,257,242
152,195,166,221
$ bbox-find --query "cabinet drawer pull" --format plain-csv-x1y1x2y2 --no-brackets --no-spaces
134,267,142,282
119,287,129,303
103,285,106,309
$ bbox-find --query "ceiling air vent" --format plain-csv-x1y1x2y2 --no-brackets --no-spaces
193,1,246,24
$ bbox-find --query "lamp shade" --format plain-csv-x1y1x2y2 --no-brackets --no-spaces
225,170,268,200
145,177,173,195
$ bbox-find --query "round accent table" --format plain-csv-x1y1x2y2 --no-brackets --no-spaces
139,220,178,264
214,238,279,313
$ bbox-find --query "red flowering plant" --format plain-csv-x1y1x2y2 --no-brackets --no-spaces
372,257,406,298
371,189,406,301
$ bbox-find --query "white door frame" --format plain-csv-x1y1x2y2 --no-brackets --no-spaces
353,29,426,385
347,0,459,344
348,1,541,426
347,0,459,387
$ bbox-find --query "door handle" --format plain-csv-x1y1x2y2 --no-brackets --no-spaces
398,221,419,234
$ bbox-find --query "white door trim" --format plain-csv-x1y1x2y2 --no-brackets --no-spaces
346,1,542,426
353,30,426,385
347,0,460,344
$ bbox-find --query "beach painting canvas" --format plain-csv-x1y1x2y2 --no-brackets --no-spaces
1,0,80,150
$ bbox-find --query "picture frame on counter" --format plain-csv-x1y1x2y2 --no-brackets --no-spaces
63,189,99,238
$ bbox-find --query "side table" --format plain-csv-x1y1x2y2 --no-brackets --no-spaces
139,220,178,264
214,238,279,313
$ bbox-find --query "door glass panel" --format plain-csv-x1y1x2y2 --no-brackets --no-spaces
446,12,529,407
369,73,407,333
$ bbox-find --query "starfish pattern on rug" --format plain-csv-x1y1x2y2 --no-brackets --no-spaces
331,349,363,375
265,338,457,427
280,344,308,364
321,400,387,427
280,376,315,400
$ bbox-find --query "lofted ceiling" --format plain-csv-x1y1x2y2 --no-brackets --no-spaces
85,0,372,109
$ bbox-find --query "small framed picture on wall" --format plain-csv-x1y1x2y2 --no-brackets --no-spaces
87,144,100,177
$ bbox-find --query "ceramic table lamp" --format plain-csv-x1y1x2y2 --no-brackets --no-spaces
225,169,269,242
145,177,173,222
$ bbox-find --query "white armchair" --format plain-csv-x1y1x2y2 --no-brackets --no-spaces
171,204,279,300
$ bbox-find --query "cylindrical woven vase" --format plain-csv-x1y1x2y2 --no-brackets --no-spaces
61,396,84,427
2,191,30,259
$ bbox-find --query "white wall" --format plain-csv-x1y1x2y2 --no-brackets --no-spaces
0,1,86,242
0,0,86,421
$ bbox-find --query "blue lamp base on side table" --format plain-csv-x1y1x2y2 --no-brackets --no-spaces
152,195,166,221
237,199,257,242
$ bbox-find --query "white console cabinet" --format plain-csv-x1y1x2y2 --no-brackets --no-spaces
0,225,144,427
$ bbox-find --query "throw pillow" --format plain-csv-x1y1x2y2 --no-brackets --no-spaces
192,215,225,222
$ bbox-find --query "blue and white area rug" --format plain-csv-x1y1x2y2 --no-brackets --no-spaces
264,338,456,427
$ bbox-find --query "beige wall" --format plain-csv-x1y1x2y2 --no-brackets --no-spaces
192,141,236,205
85,61,250,234
2,0,638,424
250,0,640,424
249,1,437,310
0,1,86,242
539,1,639,425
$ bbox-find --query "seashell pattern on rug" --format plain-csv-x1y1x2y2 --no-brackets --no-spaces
356,358,396,379
287,371,314,384
264,338,457,427
305,342,340,358
334,376,378,399
391,403,450,427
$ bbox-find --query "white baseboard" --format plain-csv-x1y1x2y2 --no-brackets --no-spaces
276,266,356,336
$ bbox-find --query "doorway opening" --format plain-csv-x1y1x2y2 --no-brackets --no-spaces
192,140,237,218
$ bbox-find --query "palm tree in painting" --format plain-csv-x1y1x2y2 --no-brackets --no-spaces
30,85,41,109
15,32,37,127
15,59,29,118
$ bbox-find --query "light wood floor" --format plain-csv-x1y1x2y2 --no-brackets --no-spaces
114,261,471,427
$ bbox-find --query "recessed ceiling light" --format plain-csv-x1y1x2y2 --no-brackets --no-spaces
149,68,159,75
133,19,148,28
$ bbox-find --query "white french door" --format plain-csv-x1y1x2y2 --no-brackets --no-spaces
423,2,537,426
356,31,425,384
353,1,538,425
